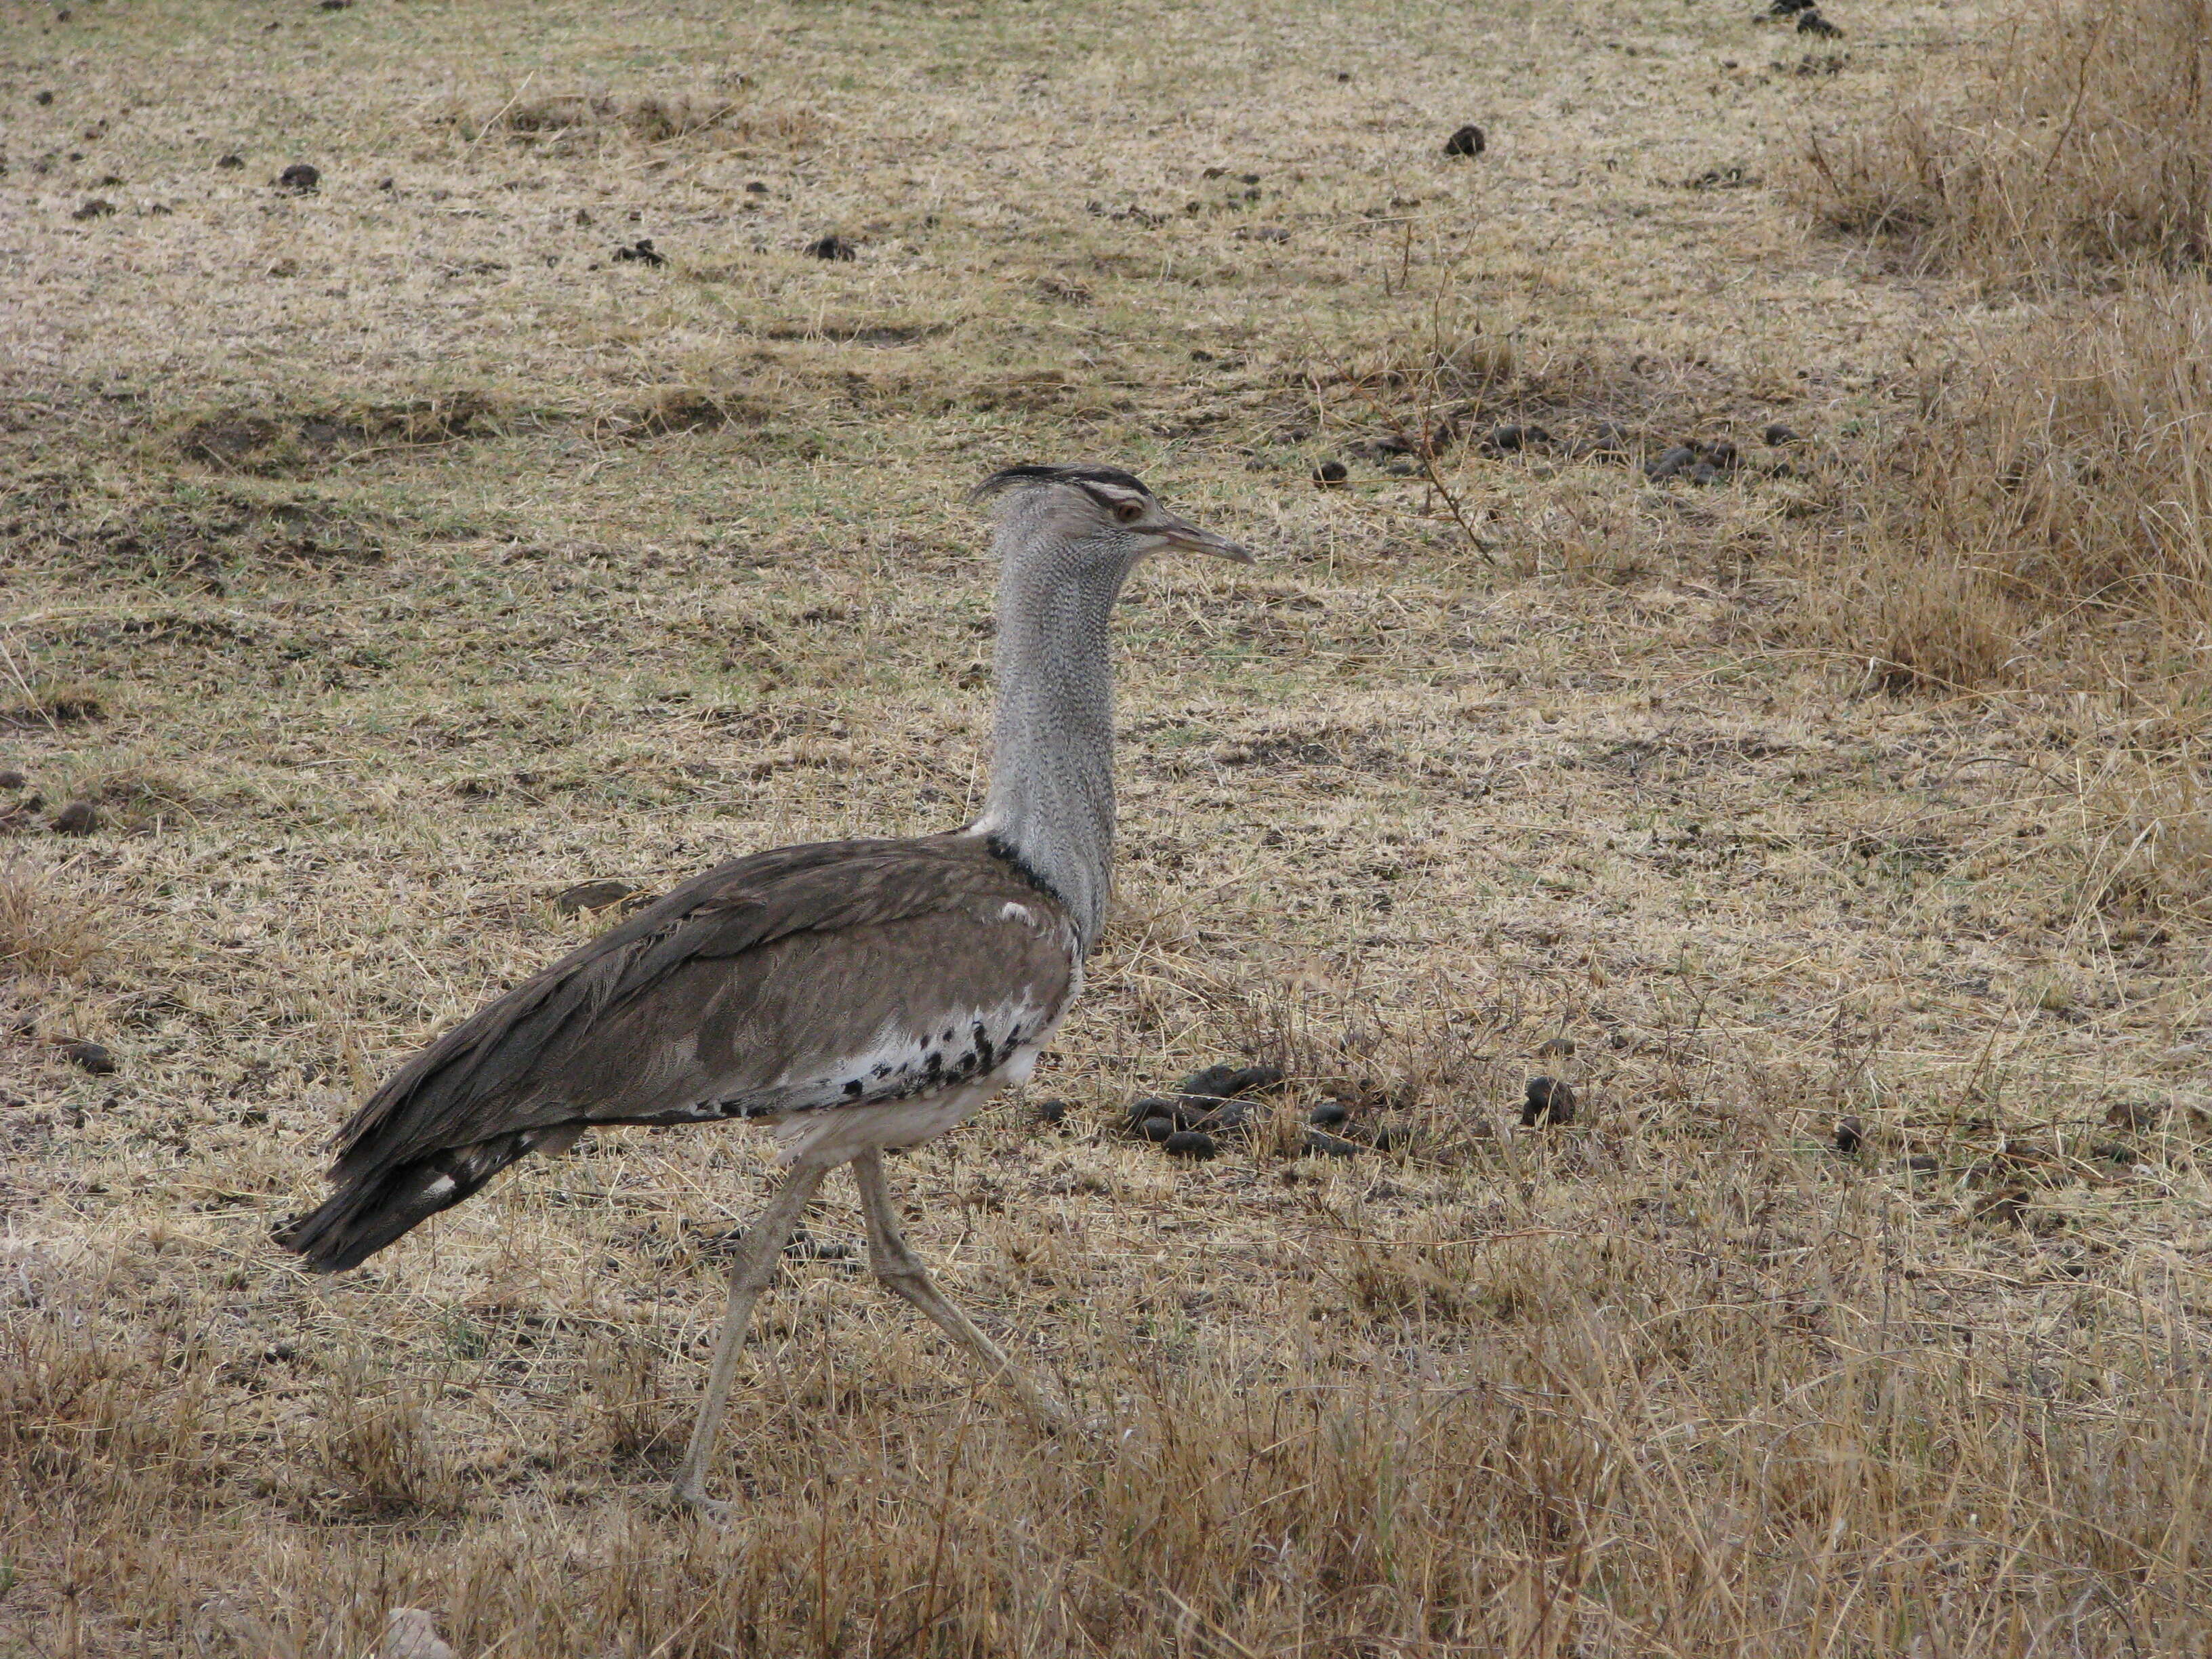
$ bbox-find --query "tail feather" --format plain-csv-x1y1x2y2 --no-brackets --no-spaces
276,1127,569,1272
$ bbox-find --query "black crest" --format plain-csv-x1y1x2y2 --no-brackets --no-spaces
974,463,1154,505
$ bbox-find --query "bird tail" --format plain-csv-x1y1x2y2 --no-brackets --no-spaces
276,1127,570,1273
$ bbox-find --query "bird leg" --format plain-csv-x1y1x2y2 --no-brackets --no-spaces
672,1159,830,1515
851,1148,1069,1427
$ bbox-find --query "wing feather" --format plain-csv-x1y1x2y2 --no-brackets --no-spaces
323,834,1076,1183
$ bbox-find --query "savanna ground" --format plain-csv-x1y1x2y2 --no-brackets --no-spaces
4,0,2211,1653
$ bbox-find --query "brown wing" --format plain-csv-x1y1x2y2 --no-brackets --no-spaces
333,832,1075,1169
279,834,1076,1271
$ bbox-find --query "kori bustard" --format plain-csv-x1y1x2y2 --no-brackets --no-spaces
278,464,1251,1512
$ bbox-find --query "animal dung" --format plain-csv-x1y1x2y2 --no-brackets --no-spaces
62,1039,116,1075
1488,423,1551,454
613,238,666,266
805,234,857,261
1798,9,1843,34
1139,1113,1176,1143
71,198,115,220
1300,1127,1364,1158
1764,422,1805,446
275,162,321,193
1834,1114,1865,1154
1176,1061,1284,1107
556,878,636,916
0,770,25,791
1443,123,1486,158
49,800,98,835
1309,1100,1349,1128
1522,1076,1576,1126
1363,1115,1417,1152
1162,1129,1218,1159
1126,1094,1181,1130
1312,459,1349,487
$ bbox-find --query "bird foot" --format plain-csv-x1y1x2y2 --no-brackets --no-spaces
670,1480,737,1524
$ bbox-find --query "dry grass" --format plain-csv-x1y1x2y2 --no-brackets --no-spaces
1795,0,2212,276
1831,281,2212,668
0,863,104,980
5,0,2212,1653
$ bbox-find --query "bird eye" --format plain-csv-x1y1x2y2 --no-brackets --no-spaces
1113,500,1143,525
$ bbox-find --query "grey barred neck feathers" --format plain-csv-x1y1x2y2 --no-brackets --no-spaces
968,466,1165,953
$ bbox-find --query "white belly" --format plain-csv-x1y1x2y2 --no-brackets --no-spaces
764,1040,1044,1167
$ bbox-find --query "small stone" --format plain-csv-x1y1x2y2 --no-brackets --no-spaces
71,197,115,220
1310,1101,1349,1128
49,800,98,835
63,1040,115,1075
1763,422,1803,446
613,238,665,266
381,1608,454,1659
1162,1129,1217,1159
1521,1076,1576,1126
0,770,24,790
1313,459,1349,487
556,878,635,916
1300,1128,1364,1158
217,152,244,169
1443,124,1486,158
805,234,857,261
1139,1114,1176,1143
1834,1114,1864,1154
1034,1097,1069,1125
276,163,320,193
1645,444,1697,482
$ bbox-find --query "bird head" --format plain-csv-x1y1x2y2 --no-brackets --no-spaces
975,464,1252,567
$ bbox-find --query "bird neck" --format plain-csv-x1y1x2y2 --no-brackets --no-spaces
972,537,1133,954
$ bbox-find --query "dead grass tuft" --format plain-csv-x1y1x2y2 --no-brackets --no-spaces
1811,279,2212,690
445,87,823,151
0,685,107,730
178,394,502,472
613,386,769,438
0,863,104,978
1795,0,2212,276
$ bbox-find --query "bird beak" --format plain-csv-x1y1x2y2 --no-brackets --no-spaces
1153,516,1254,563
